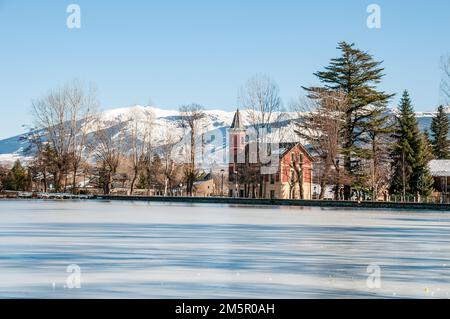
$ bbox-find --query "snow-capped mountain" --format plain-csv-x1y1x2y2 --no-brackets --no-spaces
0,105,296,166
0,105,448,166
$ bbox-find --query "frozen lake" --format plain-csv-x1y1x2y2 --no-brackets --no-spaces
1,200,450,299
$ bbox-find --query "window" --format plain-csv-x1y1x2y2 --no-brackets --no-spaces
270,174,275,184
299,153,304,165
291,152,295,162
290,169,295,182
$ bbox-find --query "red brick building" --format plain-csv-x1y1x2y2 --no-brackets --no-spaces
228,110,314,199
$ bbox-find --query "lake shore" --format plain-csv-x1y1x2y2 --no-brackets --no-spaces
2,191,450,211
96,195,450,212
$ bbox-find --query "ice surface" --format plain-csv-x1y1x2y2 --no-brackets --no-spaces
0,200,450,299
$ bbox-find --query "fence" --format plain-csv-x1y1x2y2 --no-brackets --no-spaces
388,194,450,204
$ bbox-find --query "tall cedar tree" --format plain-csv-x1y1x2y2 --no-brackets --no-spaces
390,91,434,198
431,105,450,159
305,42,393,199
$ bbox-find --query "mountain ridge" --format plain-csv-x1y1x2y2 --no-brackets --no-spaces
0,105,448,165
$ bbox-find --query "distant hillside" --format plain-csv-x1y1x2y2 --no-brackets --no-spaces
0,105,448,165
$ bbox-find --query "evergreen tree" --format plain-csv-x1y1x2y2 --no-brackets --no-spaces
136,171,149,190
5,160,30,191
415,132,435,197
390,91,434,198
423,130,435,163
430,105,450,159
0,165,8,191
306,42,394,199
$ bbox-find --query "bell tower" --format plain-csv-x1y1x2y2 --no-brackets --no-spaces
229,110,246,196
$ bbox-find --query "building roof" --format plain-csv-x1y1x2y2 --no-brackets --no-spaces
230,109,244,130
243,142,314,162
277,142,314,161
429,160,450,177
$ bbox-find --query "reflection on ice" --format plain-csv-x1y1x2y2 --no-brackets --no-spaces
0,200,450,298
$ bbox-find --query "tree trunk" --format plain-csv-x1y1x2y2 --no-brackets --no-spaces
319,162,331,200
164,177,169,197
72,165,78,195
42,171,48,193
344,113,352,200
104,173,111,195
319,179,326,200
130,168,138,195
371,135,379,201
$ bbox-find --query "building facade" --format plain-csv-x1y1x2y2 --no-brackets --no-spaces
429,160,450,202
228,110,314,199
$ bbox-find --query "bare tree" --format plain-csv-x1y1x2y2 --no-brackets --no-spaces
178,104,208,196
365,114,395,200
238,74,284,198
89,117,125,195
293,89,347,199
126,108,155,195
239,75,284,130
159,129,182,196
66,84,98,193
31,80,98,193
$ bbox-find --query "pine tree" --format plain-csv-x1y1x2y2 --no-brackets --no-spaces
0,166,8,191
390,91,434,198
431,105,450,159
422,130,435,163
306,42,394,199
415,132,435,197
5,160,30,191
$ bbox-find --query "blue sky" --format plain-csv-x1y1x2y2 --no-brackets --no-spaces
1,0,449,139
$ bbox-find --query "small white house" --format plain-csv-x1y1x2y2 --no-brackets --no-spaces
429,160,450,194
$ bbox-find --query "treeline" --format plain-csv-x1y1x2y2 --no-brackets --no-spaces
0,160,31,192
295,42,450,201
1,78,243,197
0,81,217,196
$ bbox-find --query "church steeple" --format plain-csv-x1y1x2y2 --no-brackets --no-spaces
230,109,244,130
229,109,246,176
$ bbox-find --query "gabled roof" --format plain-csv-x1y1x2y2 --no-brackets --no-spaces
429,160,450,177
277,142,314,162
241,142,314,162
230,109,244,130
